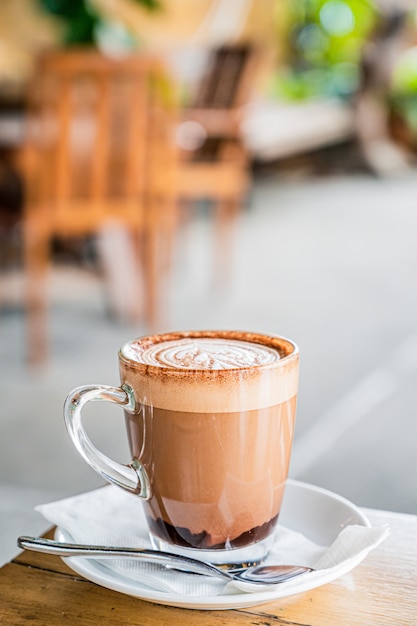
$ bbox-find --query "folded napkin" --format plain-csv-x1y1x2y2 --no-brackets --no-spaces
35,485,389,597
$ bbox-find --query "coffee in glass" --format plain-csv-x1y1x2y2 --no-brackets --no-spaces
64,330,299,565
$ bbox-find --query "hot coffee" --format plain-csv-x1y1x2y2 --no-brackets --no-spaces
64,330,299,564
119,331,298,556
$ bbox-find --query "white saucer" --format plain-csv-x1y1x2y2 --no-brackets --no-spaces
56,480,371,610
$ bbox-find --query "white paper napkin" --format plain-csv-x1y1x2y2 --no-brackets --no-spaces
35,485,389,597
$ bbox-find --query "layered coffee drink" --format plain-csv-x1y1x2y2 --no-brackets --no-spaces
119,331,299,558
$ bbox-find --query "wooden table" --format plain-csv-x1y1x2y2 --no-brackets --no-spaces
1,508,417,625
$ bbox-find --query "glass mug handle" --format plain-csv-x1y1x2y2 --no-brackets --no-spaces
63,384,151,499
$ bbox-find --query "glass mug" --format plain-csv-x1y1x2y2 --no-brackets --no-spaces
64,330,299,565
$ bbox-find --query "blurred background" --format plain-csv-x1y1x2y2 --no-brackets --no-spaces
1,0,417,564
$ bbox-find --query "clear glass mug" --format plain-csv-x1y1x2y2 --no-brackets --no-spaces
64,330,299,565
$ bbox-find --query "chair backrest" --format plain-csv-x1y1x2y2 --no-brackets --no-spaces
192,44,256,109
183,44,258,164
24,49,176,236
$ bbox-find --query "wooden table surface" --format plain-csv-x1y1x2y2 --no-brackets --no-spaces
1,508,417,625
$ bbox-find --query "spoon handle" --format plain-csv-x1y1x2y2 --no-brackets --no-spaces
17,536,314,586
17,536,232,581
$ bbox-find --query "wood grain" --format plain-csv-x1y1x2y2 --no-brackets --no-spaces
1,510,417,625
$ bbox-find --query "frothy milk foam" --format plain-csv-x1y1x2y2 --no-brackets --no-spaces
125,337,280,370
119,332,299,551
120,332,298,413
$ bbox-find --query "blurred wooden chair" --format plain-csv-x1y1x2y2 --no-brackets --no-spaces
22,49,177,365
175,44,258,281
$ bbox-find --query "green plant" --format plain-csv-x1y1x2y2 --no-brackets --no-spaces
38,0,160,47
272,0,377,101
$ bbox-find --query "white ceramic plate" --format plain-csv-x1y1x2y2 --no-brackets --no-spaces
57,480,370,610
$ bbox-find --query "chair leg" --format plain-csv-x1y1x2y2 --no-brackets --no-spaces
141,191,176,332
24,223,50,366
213,197,240,288
97,222,144,324
143,210,159,332
159,196,179,282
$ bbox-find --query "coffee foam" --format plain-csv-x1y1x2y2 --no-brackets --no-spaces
124,338,280,370
119,331,299,412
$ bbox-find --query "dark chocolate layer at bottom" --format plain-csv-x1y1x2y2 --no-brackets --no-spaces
146,514,279,550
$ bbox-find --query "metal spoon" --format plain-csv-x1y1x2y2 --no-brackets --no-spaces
17,536,313,586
